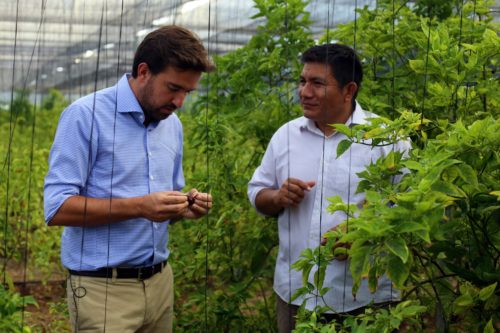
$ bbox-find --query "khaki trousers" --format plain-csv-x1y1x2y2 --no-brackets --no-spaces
67,263,174,333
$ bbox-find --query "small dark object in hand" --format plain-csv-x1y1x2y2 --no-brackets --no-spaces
187,195,195,206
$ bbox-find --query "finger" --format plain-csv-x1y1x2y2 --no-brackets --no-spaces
193,198,212,210
159,202,188,213
282,189,305,205
280,185,305,201
279,196,297,208
166,191,189,197
188,203,209,216
287,178,314,191
284,180,313,197
306,181,316,188
193,192,211,202
162,193,189,204
187,188,199,197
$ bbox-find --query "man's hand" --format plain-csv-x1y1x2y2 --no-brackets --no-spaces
140,191,189,222
274,178,316,208
255,178,315,216
182,188,212,220
321,223,351,261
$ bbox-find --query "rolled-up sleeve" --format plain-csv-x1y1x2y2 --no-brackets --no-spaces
44,103,98,224
247,138,278,214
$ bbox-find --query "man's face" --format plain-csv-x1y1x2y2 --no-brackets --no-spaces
136,64,201,122
298,62,349,125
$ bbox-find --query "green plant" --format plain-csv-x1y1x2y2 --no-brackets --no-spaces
171,0,314,331
0,283,37,333
1,89,66,280
291,0,499,332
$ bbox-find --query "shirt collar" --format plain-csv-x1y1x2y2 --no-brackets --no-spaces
116,74,143,114
299,101,372,135
347,101,373,126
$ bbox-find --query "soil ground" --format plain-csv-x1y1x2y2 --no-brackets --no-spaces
5,260,70,332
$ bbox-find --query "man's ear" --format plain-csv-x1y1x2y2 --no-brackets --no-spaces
136,62,150,81
343,82,358,104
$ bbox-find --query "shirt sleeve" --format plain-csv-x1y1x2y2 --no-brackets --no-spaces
247,134,279,215
173,117,185,191
43,103,98,224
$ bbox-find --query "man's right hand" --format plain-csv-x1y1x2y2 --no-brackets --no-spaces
255,178,315,216
141,191,189,222
273,178,316,208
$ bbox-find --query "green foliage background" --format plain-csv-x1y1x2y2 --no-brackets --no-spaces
0,0,498,332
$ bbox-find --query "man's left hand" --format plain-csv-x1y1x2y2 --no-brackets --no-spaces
182,189,212,219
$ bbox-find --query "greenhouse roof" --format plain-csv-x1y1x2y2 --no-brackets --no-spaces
0,0,374,100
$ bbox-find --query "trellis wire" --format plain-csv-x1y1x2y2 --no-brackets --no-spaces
204,1,213,331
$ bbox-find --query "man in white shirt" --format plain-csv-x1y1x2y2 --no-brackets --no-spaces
247,44,409,332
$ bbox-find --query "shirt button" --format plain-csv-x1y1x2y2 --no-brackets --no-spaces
148,152,152,157
150,175,154,180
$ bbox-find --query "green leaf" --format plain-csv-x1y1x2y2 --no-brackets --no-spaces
395,222,428,234
333,123,353,136
385,236,409,263
326,196,348,214
403,160,423,172
489,191,500,200
409,59,426,74
314,266,327,292
484,319,494,333
457,164,478,187
386,254,409,288
431,180,465,197
400,305,427,317
350,244,371,282
363,127,385,139
479,282,497,302
454,293,474,308
336,139,353,158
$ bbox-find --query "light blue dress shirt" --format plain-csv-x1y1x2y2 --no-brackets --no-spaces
248,102,410,313
44,74,185,271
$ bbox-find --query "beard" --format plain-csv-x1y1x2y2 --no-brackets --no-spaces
138,83,177,123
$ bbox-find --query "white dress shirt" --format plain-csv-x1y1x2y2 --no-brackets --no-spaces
248,102,410,312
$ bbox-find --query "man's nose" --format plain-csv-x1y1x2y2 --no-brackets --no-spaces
299,83,313,98
172,92,187,109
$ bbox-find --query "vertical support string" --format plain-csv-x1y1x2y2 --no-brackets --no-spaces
73,2,106,331
315,0,336,313
21,0,47,327
103,0,125,329
341,0,357,314
283,1,293,329
2,0,20,285
204,1,213,331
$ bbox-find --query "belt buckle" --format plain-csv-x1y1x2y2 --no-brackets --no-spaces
137,267,145,280
138,266,154,280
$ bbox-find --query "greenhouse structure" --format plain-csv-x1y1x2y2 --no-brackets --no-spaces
0,0,498,332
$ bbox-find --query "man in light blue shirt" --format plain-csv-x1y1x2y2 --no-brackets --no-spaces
248,44,409,332
44,25,214,332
